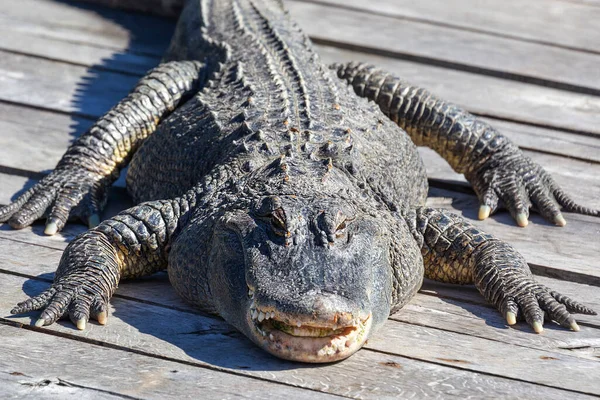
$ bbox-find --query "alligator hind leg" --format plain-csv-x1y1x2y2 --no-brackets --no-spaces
11,195,196,329
333,62,600,227
405,207,596,332
0,61,206,235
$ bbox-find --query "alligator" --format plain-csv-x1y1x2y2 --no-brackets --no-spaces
2,0,598,363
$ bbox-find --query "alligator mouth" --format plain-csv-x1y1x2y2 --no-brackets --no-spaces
246,304,372,363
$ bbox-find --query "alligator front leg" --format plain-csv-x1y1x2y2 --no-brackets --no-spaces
333,62,600,227
405,207,596,332
11,195,194,329
0,61,206,235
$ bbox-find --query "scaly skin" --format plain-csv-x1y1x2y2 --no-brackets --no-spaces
0,61,206,234
5,0,599,363
406,208,594,332
333,62,600,227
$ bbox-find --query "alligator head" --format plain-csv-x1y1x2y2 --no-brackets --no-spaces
205,166,395,362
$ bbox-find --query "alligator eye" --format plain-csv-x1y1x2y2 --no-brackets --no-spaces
334,215,354,238
335,220,347,234
269,208,287,235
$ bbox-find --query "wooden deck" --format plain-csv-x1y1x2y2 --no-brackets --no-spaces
1,0,599,398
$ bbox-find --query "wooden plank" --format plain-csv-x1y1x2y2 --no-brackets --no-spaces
285,0,600,94
0,325,339,400
316,45,600,137
1,273,596,399
5,42,598,142
480,118,600,164
1,52,599,199
417,275,600,328
398,291,600,359
0,103,93,175
0,50,139,118
0,0,173,56
2,1,600,137
0,173,130,246
1,376,121,400
307,0,600,54
0,26,160,76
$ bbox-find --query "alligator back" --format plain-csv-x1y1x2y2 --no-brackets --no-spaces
126,0,428,211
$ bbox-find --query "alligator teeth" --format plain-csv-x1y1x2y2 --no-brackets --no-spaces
269,333,274,341
296,321,302,328
271,311,275,319
258,311,265,322
252,309,258,320
248,289,254,298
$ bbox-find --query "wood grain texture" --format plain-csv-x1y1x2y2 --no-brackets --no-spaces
285,0,600,94
0,324,340,400
425,187,600,283
0,0,173,56
1,0,599,137
1,272,597,399
307,0,600,54
316,45,600,137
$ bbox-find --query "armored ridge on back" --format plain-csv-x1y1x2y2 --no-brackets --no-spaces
1,0,598,363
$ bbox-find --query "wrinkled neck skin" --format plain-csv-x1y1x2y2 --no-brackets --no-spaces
180,163,421,363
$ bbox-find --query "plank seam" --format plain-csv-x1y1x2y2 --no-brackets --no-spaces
311,38,600,98
293,0,600,57
389,314,600,361
367,347,600,398
0,267,202,316
0,48,148,78
474,113,600,140
0,319,352,399
416,289,600,330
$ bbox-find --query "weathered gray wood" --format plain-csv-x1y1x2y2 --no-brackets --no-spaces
0,325,343,400
0,50,139,118
421,147,600,210
5,43,598,140
0,26,160,76
307,0,600,54
0,376,121,400
2,229,597,352
2,1,600,136
315,45,600,136
420,276,600,328
2,224,597,327
285,1,600,94
478,117,600,164
69,0,600,59
26,0,600,96
397,289,600,358
0,104,93,174
0,0,173,56
2,105,597,217
1,273,596,399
